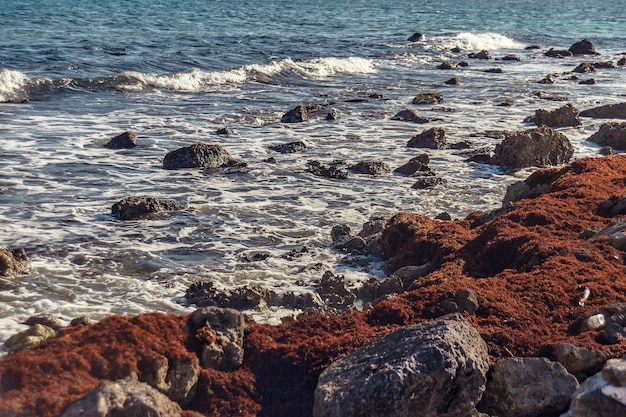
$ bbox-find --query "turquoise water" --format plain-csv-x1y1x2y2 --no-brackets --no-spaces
0,0,625,348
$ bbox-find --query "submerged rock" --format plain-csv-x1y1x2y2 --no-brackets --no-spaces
394,153,431,176
407,32,425,42
545,48,573,58
391,109,433,123
349,161,390,176
268,141,307,154
306,160,349,179
411,92,443,104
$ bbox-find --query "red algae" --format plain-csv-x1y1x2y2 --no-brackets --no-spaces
3,155,626,417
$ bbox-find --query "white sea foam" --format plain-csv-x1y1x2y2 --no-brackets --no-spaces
0,68,30,103
435,32,526,51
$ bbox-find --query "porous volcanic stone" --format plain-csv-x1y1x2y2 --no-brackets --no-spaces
534,103,581,128
407,127,447,149
492,126,573,169
162,143,235,170
111,196,179,220
588,122,626,150
105,131,137,149
569,39,599,56
580,103,626,119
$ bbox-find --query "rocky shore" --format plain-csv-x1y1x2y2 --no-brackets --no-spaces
3,153,626,416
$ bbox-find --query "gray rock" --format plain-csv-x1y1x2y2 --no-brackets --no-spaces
412,92,444,104
538,74,557,84
0,247,30,277
394,154,431,176
268,141,307,154
391,263,434,289
502,54,521,61
331,224,352,244
358,277,403,303
469,50,491,59
60,376,182,417
391,109,433,123
569,39,600,56
437,61,458,70
554,343,604,375
563,361,626,417
407,127,447,149
478,357,578,417
573,63,595,73
162,143,236,170
502,180,551,205
316,271,356,310
111,196,180,220
588,122,626,150
545,48,573,58
600,146,616,156
444,77,461,85
216,127,236,135
349,161,391,176
187,307,245,371
5,324,57,354
105,131,137,149
306,160,349,179
535,103,581,128
281,105,310,123
326,109,339,121
602,359,626,387
313,313,490,417
580,103,626,119
411,176,447,189
492,126,573,169
455,288,479,314
137,356,199,404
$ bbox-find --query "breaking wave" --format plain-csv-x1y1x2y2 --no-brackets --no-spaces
0,69,44,103
434,32,526,51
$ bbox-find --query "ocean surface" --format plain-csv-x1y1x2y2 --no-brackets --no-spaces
1,0,625,349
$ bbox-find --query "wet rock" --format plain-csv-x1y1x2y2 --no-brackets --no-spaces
391,109,432,123
435,212,452,220
573,63,596,73
502,54,521,61
188,307,245,371
491,126,574,169
407,126,447,149
137,355,199,403
411,92,443,104
411,176,446,189
70,316,90,327
25,313,64,331
485,67,503,73
497,99,514,106
326,108,339,121
268,141,307,154
554,343,604,376
0,247,31,277
331,224,366,253
281,105,310,123
5,324,57,354
526,45,541,50
600,146,617,156
316,271,356,310
534,103,581,128
306,160,349,179
215,127,235,135
162,143,237,170
450,140,474,149
394,153,431,176
580,102,626,119
588,122,626,150
331,224,352,244
105,131,137,149
619,57,626,66
458,61,470,67
460,146,494,163
564,360,626,417
569,39,600,56
594,60,615,68
478,357,578,417
444,76,461,85
579,78,596,85
597,196,626,217
545,48,573,58
60,376,183,417
313,314,489,417
538,74,557,84
437,61,457,69
349,161,391,176
214,286,274,310
469,50,491,59
407,32,425,42
111,196,180,220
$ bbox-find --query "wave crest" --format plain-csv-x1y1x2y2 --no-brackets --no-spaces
435,32,526,51
0,69,32,103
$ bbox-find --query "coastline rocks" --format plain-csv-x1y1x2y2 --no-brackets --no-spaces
478,357,578,417
545,49,573,58
469,50,491,60
5,324,57,354
569,39,599,56
104,131,137,149
411,176,446,189
111,196,180,220
349,161,391,176
412,92,443,104
268,141,307,154
553,343,604,377
588,122,626,149
216,127,235,135
391,109,433,123
281,105,310,123
60,376,183,417
394,153,431,176
313,314,489,417
162,143,237,170
407,126,447,149
437,61,457,70
444,76,461,85
491,126,574,169
331,224,367,252
534,103,581,128
573,63,595,73
0,247,31,277
580,102,626,119
306,160,349,179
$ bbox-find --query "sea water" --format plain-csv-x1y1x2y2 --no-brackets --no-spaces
1,0,625,349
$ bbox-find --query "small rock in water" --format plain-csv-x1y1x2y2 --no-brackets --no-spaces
326,108,339,121
545,48,573,58
391,109,432,123
306,160,349,179
407,127,447,149
411,176,446,189
444,76,461,85
25,314,64,331
502,54,521,61
569,38,600,56
268,141,307,154
111,196,180,220
104,130,137,149
215,127,236,135
579,78,596,85
162,142,237,170
411,92,443,104
468,50,491,59
437,61,457,70
573,62,595,73
349,161,391,176
407,32,425,42
0,247,31,277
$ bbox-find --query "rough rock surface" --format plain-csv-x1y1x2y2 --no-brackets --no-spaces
407,127,447,149
588,122,626,149
580,102,626,119
412,92,443,104
111,196,180,220
313,314,489,417
534,103,581,128
545,48,573,58
569,39,599,56
163,143,236,170
349,161,391,176
554,343,604,376
60,376,183,417
478,357,578,417
491,126,573,169
104,131,137,149
0,247,30,277
268,141,307,154
5,324,57,353
564,359,626,417
281,105,310,123
391,109,432,123
394,153,431,176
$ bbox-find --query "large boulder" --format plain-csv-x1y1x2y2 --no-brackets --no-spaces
313,313,489,417
111,196,180,220
478,357,579,417
162,143,236,170
569,39,599,56
588,122,626,150
407,127,447,149
535,103,581,128
0,247,30,277
60,376,183,417
492,126,574,169
104,131,137,149
580,103,626,119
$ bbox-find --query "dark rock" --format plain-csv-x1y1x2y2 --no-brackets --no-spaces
497,99,514,106
567,75,580,80
469,50,491,60
0,247,30,277
349,161,391,176
313,314,490,417
444,76,461,85
437,61,457,70
502,54,521,61
492,126,574,169
594,60,617,69
407,32,425,42
281,105,310,123
391,109,432,123
331,224,352,244
526,45,541,50
461,146,495,163
588,122,626,149
485,68,503,73
268,141,307,154
603,323,626,344
502,179,552,205
70,316,90,327
138,355,199,404
407,127,447,149
554,343,604,376
411,176,446,189
478,357,579,417
105,131,137,149
580,103,626,119
187,307,245,371
618,57,626,66
306,160,349,179
435,212,452,221
579,79,596,85
111,196,179,220
215,127,235,135
573,63,596,73
534,103,581,128
569,39,600,56
162,143,236,170
545,48,573,58
326,109,339,121
60,376,183,417
214,286,274,310
450,140,473,149
394,154,431,176
565,360,626,417
263,156,277,163
458,61,470,67
600,146,616,156
25,314,64,331
538,74,557,84
331,224,367,253
411,92,443,104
